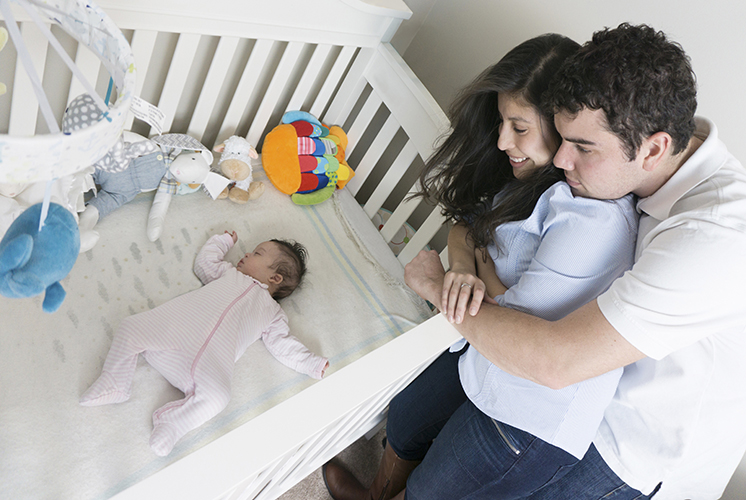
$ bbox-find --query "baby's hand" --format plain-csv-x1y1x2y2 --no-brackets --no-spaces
225,230,238,244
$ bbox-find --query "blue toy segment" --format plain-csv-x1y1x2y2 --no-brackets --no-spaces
311,156,329,174
0,203,80,312
0,233,33,273
315,124,330,137
42,282,66,314
8,268,46,297
282,110,321,126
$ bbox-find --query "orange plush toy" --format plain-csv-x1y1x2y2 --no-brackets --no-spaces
262,111,354,205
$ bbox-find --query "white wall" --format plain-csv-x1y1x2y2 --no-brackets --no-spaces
398,1,746,498
401,0,746,165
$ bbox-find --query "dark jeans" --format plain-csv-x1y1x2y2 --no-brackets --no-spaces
386,348,655,500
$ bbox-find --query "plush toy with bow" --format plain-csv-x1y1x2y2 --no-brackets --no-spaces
77,134,231,245
63,95,231,247
262,111,354,205
0,203,80,313
213,136,265,203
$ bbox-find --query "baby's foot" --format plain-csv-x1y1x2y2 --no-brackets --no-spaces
150,422,179,456
79,372,130,406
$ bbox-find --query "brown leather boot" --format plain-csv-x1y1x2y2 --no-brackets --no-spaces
369,443,420,500
322,459,368,500
322,443,420,500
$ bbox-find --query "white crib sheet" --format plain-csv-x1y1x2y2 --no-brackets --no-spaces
0,167,433,500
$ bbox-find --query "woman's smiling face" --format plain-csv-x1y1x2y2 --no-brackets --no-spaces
496,93,558,179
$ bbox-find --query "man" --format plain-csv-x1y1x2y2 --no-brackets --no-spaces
406,23,746,499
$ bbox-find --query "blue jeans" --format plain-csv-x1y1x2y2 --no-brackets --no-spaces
387,348,655,500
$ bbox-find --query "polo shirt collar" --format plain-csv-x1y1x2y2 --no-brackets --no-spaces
636,117,728,220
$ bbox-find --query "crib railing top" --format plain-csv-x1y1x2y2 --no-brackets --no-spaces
95,0,411,46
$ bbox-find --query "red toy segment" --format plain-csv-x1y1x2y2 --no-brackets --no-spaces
299,156,318,172
298,173,331,194
290,121,313,137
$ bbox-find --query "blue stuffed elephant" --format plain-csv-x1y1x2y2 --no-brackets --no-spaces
0,203,80,313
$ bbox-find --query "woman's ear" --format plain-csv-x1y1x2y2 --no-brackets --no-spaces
641,132,672,172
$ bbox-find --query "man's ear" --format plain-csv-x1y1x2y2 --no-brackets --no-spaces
641,132,672,172
269,273,284,285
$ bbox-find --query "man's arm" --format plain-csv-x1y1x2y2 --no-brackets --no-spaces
405,249,645,389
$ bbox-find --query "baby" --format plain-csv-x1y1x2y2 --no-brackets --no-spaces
80,231,328,456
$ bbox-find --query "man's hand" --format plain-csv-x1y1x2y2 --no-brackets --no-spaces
405,249,447,310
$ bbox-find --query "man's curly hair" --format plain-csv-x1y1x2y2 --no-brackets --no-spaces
543,23,697,160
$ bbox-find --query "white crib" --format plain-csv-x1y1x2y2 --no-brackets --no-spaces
0,1,462,499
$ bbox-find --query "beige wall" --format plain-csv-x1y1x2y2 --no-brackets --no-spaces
401,0,746,165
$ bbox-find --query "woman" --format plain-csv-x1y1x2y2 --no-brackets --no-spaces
323,33,638,500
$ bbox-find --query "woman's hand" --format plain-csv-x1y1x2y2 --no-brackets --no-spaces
442,267,490,324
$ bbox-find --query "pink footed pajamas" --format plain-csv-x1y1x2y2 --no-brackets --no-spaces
80,234,327,456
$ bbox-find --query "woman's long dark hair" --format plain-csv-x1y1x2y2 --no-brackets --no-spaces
417,34,580,249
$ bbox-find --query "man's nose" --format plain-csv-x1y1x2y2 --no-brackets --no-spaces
553,142,574,170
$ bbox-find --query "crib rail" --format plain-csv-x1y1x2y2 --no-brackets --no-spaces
112,314,459,500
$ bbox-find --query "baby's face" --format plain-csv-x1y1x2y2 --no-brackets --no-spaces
236,241,282,283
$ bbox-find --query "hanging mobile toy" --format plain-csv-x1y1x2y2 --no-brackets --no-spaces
0,0,135,311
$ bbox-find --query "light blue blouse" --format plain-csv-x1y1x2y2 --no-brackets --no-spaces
458,181,639,459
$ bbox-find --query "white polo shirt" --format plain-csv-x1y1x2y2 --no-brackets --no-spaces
596,117,746,499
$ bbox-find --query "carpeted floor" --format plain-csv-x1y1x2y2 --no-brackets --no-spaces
279,428,386,499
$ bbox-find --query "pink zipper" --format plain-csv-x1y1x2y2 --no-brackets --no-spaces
190,282,256,379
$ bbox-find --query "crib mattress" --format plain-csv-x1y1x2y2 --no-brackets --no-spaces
0,166,433,500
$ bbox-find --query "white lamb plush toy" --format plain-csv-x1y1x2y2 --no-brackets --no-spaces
213,136,265,203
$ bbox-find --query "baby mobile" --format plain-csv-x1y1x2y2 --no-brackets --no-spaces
0,0,135,312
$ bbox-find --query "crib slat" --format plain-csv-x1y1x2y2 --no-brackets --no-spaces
381,187,420,242
66,42,102,106
158,32,201,134
9,22,48,136
364,43,449,163
285,43,332,112
439,245,450,270
363,139,418,218
187,36,240,142
322,47,374,126
309,45,356,118
344,89,382,158
398,206,445,264
124,29,158,131
246,41,305,147
217,38,274,142
346,112,400,195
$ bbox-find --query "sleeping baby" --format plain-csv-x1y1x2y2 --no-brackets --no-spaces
80,230,328,456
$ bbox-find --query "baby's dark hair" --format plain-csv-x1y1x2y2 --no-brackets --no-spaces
270,239,308,299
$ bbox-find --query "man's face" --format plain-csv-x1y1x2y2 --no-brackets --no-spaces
553,108,645,200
